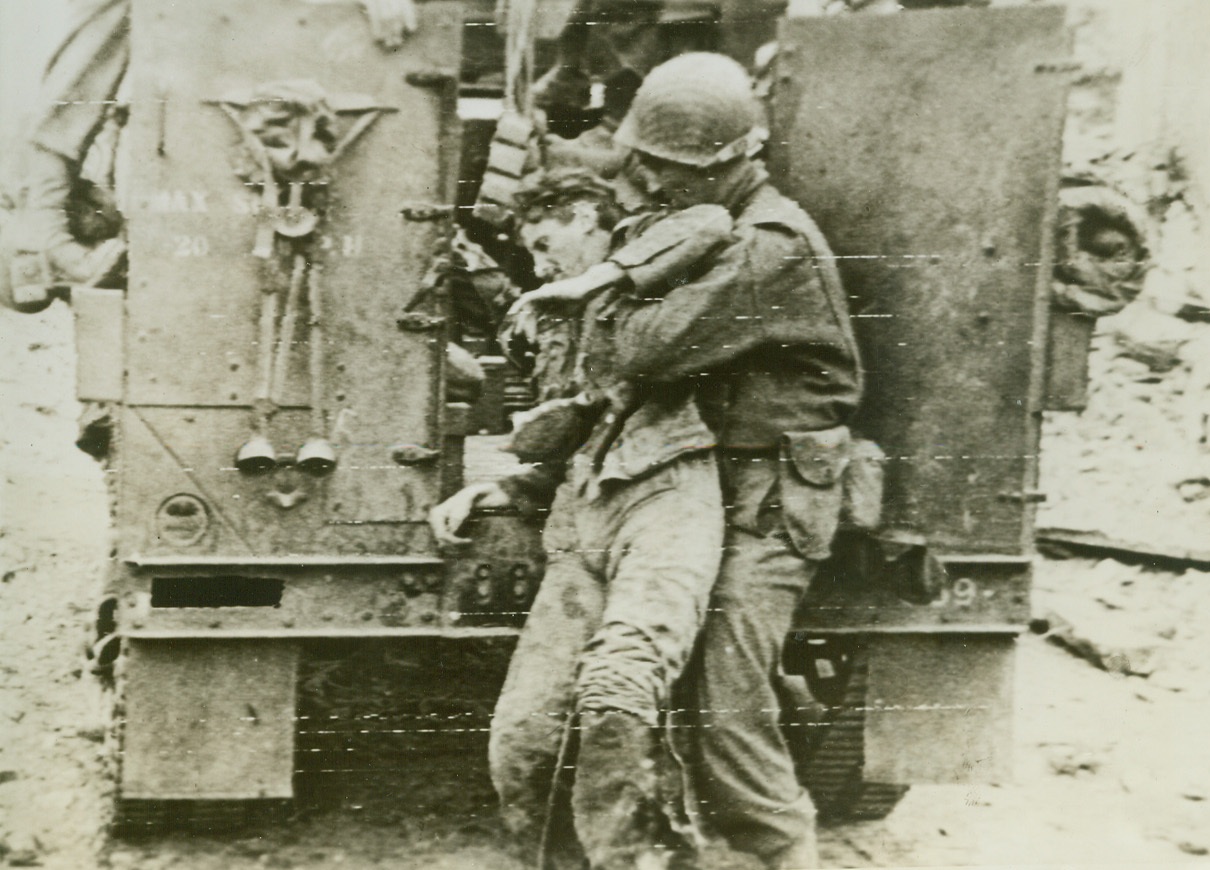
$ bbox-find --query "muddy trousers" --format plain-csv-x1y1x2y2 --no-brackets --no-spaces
685,452,841,868
489,453,724,869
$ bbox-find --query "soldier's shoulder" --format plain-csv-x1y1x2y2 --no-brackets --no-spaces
740,185,822,247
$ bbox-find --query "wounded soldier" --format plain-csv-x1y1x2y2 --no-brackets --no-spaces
430,167,737,870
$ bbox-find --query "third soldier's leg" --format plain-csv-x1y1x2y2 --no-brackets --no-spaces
9,0,129,292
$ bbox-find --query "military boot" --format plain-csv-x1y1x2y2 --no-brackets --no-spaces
572,709,685,870
766,827,819,870
4,148,125,311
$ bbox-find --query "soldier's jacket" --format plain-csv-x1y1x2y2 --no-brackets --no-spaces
612,163,863,449
30,0,129,163
498,203,737,514
521,202,735,402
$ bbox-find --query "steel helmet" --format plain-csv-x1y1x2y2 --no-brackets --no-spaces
614,52,767,168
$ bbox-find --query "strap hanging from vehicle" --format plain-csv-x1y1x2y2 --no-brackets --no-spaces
474,0,543,226
499,0,537,117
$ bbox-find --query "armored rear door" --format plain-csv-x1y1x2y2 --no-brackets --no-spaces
769,6,1068,555
118,0,462,560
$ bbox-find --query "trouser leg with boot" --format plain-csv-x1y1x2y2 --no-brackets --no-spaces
491,456,722,868
690,530,821,869
489,493,604,868
689,453,842,869
568,455,724,869
572,708,672,870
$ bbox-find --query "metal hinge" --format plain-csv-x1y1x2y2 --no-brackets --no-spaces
1034,61,1082,74
400,201,455,222
391,444,441,466
397,312,445,332
997,490,1047,504
405,69,458,89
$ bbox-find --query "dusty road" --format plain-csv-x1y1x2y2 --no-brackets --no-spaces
3,308,1209,870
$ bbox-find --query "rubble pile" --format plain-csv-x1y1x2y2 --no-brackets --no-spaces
1039,152,1210,552
1039,310,1210,552
1036,141,1209,747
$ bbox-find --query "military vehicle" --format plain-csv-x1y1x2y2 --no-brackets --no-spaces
41,0,1082,835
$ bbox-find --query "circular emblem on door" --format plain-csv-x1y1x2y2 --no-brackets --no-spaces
155,494,210,547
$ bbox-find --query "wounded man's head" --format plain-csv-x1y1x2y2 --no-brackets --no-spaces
512,169,623,282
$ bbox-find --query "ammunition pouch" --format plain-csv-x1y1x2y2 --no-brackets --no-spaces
778,428,886,560
839,437,886,532
778,427,849,561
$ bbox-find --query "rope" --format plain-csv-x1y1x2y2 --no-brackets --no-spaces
501,0,538,116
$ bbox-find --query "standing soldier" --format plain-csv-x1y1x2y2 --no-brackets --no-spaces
4,0,129,302
531,0,788,120
532,0,724,118
605,53,863,869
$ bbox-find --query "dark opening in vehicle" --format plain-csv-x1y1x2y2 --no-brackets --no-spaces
151,577,284,608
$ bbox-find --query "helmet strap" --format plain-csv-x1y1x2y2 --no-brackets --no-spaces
707,126,769,167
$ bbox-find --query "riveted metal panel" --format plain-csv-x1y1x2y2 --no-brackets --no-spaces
115,407,438,561
115,566,450,634
442,513,547,628
121,639,299,800
801,549,1032,632
121,0,461,539
74,288,125,402
770,7,1068,554
863,634,1014,784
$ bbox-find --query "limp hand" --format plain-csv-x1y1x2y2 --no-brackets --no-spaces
429,482,512,546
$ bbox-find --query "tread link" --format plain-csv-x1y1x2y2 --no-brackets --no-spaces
787,646,910,822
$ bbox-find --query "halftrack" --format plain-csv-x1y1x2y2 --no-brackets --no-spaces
52,0,1080,833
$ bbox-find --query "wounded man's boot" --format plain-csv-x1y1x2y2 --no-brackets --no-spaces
768,836,820,870
2,147,125,312
572,709,687,870
765,802,820,870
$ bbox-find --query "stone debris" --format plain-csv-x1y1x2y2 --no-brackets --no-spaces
1034,560,1210,693
1108,304,1195,372
1039,299,1210,554
1045,745,1104,778
1039,132,1209,556
1042,605,1163,677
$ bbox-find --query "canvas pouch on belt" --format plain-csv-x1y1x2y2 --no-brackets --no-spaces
779,428,886,559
